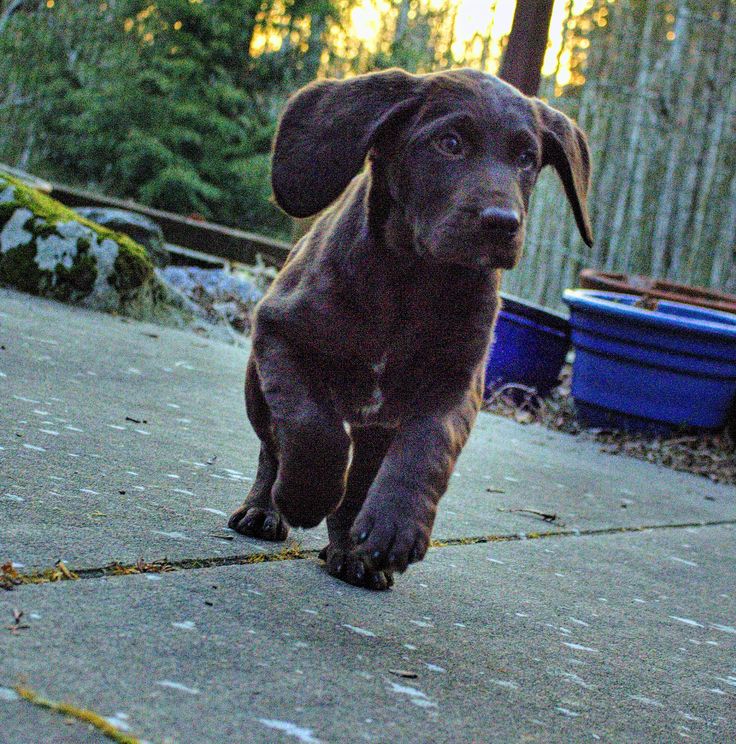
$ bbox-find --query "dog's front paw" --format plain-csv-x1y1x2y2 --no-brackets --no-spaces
228,505,289,542
319,544,394,590
350,506,431,573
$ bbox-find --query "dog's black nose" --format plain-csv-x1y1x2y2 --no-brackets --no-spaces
479,207,521,235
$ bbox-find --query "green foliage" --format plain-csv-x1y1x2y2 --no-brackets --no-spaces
137,164,222,216
221,153,291,237
0,0,305,237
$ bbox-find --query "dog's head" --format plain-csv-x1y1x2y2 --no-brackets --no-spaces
271,68,592,270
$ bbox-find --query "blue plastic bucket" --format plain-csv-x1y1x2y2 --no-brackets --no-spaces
563,289,736,433
485,293,570,397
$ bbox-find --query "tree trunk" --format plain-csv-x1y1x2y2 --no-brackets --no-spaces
394,0,411,47
498,0,555,96
302,12,327,82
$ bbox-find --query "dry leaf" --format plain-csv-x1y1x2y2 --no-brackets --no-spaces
389,669,418,679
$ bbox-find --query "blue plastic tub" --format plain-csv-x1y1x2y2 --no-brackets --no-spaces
563,289,736,434
485,293,570,397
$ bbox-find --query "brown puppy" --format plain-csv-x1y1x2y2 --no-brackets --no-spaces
229,68,592,589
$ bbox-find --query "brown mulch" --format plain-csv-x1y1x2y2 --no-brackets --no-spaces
483,367,736,485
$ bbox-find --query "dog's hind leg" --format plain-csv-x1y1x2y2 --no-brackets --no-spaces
228,356,288,541
320,426,396,589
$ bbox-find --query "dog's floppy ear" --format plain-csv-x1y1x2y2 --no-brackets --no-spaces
535,100,593,247
271,69,423,218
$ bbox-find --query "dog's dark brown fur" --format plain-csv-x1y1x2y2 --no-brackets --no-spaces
228,68,593,589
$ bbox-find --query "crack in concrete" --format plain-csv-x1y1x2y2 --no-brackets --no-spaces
6,518,735,589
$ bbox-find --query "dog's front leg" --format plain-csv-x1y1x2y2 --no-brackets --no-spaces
350,394,479,575
320,426,397,590
254,331,351,529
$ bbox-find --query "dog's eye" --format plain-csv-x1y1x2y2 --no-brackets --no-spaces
517,149,537,169
435,132,463,157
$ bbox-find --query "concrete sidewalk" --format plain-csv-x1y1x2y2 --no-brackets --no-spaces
1,287,734,743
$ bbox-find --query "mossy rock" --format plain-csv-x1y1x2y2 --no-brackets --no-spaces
73,207,170,268
0,172,188,324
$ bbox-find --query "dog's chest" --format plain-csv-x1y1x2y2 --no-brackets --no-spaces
357,354,388,419
330,352,392,425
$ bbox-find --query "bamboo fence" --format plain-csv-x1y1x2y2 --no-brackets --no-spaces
501,0,736,308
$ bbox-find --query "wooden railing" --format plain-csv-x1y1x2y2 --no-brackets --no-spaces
48,182,293,268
